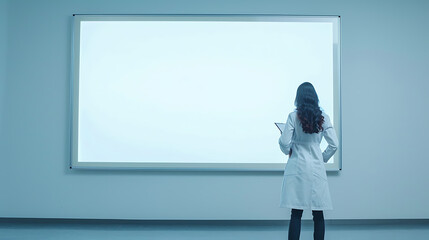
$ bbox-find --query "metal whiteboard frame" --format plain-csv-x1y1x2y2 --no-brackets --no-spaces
70,14,341,171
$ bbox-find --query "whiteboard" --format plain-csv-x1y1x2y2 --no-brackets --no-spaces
70,15,341,171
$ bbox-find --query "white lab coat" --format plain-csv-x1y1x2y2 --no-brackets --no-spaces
278,111,338,210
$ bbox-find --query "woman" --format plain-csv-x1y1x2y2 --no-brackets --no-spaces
279,82,338,240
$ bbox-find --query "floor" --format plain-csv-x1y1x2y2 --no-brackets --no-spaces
1,219,429,240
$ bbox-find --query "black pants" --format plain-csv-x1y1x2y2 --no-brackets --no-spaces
288,208,325,240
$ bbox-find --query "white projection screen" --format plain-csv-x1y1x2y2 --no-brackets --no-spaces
71,15,341,171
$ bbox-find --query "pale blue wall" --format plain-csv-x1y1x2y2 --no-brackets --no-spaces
1,0,429,220
0,0,7,136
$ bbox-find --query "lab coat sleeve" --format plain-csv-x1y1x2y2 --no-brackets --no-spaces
322,114,339,162
278,113,294,155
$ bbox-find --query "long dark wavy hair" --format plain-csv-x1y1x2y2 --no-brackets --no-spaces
294,82,324,134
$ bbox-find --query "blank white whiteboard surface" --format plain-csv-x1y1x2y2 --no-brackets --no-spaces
71,15,341,171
